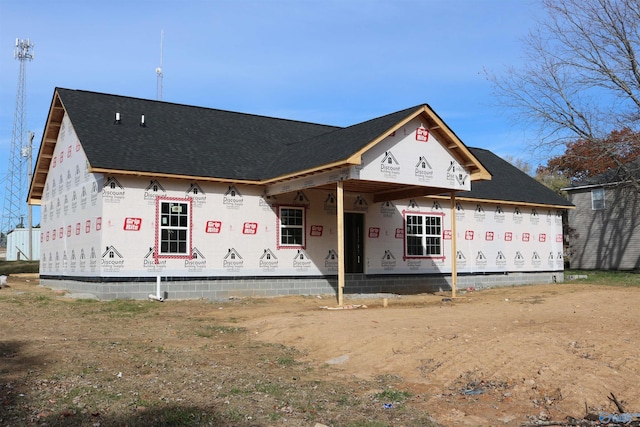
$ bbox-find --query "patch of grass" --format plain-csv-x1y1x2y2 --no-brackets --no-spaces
34,294,52,305
276,356,295,366
373,388,412,403
0,260,39,275
254,381,285,397
101,300,159,316
566,269,640,287
73,298,99,303
223,407,245,423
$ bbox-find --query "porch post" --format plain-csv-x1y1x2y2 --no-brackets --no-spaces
337,180,345,306
450,191,457,298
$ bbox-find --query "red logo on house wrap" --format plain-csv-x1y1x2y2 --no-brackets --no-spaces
124,217,142,231
206,221,222,233
310,225,323,236
368,227,380,238
415,126,429,142
443,230,452,240
243,222,258,234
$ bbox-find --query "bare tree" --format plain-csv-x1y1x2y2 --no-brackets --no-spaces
489,0,640,191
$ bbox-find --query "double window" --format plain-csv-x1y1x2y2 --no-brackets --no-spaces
405,213,442,257
157,198,191,257
279,206,305,247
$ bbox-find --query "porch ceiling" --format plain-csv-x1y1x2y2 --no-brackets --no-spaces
314,179,454,203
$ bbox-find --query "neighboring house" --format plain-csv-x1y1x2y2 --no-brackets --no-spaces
563,160,640,270
28,88,573,300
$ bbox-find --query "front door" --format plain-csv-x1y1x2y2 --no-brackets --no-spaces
344,213,364,273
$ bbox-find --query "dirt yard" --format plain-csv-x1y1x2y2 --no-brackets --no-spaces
1,275,639,426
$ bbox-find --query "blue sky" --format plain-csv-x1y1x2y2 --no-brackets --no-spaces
0,0,543,226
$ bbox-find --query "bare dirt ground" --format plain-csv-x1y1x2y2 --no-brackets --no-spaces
1,275,639,426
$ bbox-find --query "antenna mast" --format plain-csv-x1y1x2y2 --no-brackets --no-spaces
1,38,34,248
156,30,163,100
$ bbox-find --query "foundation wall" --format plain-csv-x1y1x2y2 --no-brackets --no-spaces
40,272,564,301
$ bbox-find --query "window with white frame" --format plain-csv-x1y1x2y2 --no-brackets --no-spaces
405,213,442,257
279,206,305,247
158,199,190,255
591,188,605,210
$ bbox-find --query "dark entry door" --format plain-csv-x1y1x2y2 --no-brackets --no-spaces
344,213,364,273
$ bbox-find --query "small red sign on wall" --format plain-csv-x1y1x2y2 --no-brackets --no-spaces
205,221,222,234
368,227,380,238
504,232,513,241
395,228,404,239
522,232,530,242
415,126,429,142
465,230,474,240
243,222,258,234
485,231,494,241
538,233,546,242
124,217,142,231
310,225,323,236
443,230,452,240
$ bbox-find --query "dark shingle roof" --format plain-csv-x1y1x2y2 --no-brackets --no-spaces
57,88,340,181
50,88,571,208
567,158,640,188
269,106,423,177
459,148,573,207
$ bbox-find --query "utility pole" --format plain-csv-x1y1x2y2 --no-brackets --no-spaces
156,30,163,101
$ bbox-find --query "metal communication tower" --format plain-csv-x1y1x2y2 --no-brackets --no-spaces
1,38,34,245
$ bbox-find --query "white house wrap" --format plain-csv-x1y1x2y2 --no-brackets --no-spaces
29,89,573,300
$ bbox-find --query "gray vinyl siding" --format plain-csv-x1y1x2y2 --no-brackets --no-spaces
567,185,640,270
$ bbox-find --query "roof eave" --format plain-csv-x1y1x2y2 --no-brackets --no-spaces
28,89,65,205
430,194,574,209
89,167,265,186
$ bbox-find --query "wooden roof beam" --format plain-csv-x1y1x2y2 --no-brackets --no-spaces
373,186,455,203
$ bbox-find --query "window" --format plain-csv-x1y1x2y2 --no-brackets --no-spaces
405,213,442,257
158,198,191,256
279,206,305,247
591,188,605,210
